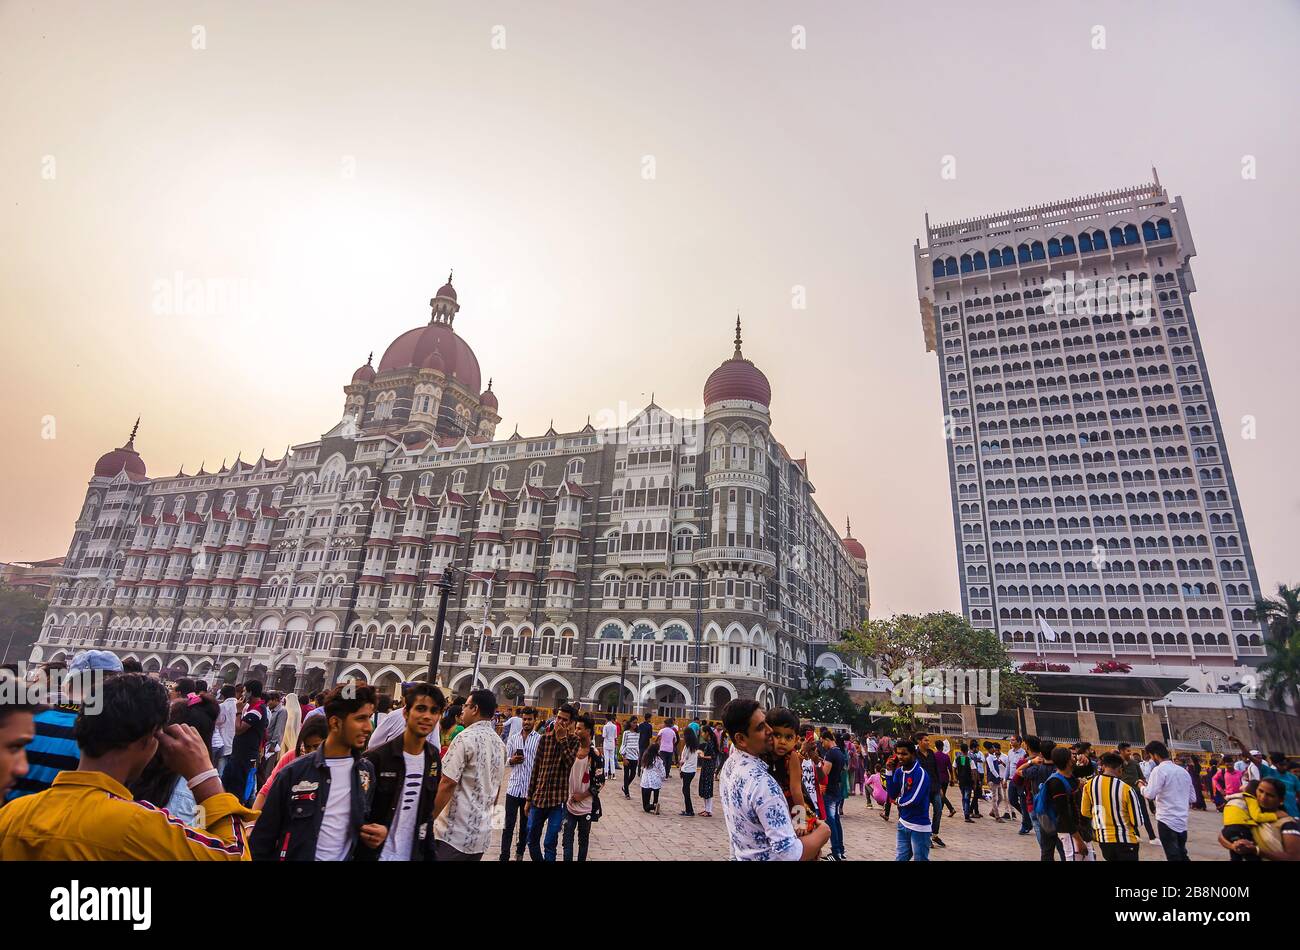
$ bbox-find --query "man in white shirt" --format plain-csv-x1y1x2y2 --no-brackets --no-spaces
432,688,506,861
717,699,828,861
500,711,522,747
986,743,1008,820
211,684,238,773
1140,740,1195,861
602,718,619,775
499,706,540,862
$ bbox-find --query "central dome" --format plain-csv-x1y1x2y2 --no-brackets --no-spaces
377,323,482,394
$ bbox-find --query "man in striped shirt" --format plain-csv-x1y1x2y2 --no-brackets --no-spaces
1080,751,1145,861
5,654,120,802
499,706,540,861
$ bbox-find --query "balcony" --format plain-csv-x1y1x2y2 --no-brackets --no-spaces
694,546,776,571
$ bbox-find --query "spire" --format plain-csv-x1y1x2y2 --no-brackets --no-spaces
366,351,373,366
733,313,744,359
846,516,852,537
126,416,140,448
487,377,493,391
447,269,454,284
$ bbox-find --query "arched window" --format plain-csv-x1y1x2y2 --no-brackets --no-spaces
565,457,583,481
528,462,545,486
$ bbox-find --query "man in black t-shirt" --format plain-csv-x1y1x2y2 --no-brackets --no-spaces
819,729,848,860
222,679,266,805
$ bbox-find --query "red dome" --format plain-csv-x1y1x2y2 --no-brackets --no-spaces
351,362,375,383
422,349,446,373
479,386,498,410
842,536,866,560
378,322,481,394
435,280,457,301
704,358,770,406
95,444,146,479
704,317,770,407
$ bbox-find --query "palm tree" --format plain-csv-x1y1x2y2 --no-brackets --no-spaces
1257,635,1300,713
1254,584,1300,644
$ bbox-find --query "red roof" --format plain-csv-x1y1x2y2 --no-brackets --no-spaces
842,536,866,559
377,322,481,393
94,442,147,479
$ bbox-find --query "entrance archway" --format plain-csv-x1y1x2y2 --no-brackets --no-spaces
647,682,689,719
273,665,297,693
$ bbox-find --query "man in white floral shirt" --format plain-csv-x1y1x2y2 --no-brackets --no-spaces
431,689,505,860
718,699,829,861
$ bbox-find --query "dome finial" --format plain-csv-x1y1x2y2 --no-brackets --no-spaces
447,269,454,284
487,377,493,391
733,313,743,359
127,416,140,447
366,351,373,366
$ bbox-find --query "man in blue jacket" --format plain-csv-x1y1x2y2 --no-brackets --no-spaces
250,683,386,861
887,739,932,862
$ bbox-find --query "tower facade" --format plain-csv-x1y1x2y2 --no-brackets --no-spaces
914,179,1265,684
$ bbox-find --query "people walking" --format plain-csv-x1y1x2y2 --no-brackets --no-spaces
1140,740,1195,862
620,716,640,797
679,725,699,816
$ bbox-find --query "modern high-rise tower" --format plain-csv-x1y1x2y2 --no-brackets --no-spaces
914,176,1266,687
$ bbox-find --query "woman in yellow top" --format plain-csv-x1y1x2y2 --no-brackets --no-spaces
0,673,257,861
1220,778,1300,862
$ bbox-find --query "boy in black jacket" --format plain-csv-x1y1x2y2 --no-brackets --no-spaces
359,682,443,861
250,683,385,861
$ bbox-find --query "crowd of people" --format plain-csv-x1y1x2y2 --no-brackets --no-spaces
0,651,1297,864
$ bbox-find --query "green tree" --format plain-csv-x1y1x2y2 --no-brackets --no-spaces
0,583,48,666
1252,584,1300,713
1254,583,1300,644
831,611,1032,728
789,664,856,724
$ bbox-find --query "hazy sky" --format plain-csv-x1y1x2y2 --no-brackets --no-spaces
2,1,1297,617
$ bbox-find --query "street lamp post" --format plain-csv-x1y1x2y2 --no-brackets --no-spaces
426,568,457,685
469,545,505,690
618,642,629,715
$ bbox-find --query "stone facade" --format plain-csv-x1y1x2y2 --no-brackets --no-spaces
31,278,867,719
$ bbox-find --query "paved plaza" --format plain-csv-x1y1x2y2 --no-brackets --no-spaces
560,768,1231,862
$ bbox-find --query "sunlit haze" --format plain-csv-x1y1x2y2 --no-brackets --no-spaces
2,0,1298,615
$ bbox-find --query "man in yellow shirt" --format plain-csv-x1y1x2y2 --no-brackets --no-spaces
0,673,257,860
1079,751,1144,861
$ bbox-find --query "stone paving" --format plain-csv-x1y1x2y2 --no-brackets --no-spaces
559,767,1231,861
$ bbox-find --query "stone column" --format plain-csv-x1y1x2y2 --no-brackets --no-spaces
960,704,979,735
1141,711,1163,744
1076,709,1100,745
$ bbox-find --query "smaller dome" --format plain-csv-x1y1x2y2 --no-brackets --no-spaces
351,354,375,383
842,517,865,559
435,272,457,301
480,379,498,410
95,420,146,479
703,317,770,407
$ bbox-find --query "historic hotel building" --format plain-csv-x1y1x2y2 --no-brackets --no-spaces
914,177,1266,684
32,276,868,718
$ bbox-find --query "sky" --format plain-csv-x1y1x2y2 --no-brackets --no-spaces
1,0,1298,618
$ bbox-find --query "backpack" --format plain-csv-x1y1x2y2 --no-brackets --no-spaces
1034,770,1071,834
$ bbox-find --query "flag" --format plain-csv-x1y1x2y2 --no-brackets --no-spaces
1038,616,1058,641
